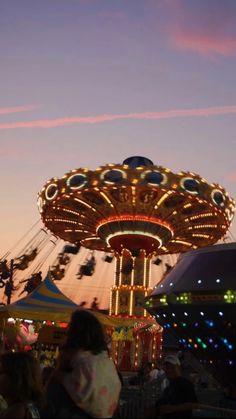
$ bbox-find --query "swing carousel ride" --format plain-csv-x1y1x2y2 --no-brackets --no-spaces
35,156,234,370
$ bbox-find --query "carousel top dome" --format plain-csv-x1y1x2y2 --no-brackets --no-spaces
123,156,154,168
38,157,235,255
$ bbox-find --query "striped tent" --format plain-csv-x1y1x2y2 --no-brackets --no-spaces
0,276,156,327
0,276,78,322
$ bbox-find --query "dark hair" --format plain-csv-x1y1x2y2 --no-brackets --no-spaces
42,366,55,387
0,351,43,405
65,309,107,355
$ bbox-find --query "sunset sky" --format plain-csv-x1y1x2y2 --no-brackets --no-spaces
1,0,236,306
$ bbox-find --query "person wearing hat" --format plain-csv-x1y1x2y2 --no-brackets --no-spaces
155,354,198,418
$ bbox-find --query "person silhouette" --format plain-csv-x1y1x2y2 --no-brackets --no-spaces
0,260,10,280
90,297,99,310
43,310,121,418
155,355,198,417
0,351,42,418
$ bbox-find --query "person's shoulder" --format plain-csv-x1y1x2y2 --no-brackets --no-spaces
72,350,91,364
149,369,158,379
176,376,194,387
73,350,108,366
175,376,197,398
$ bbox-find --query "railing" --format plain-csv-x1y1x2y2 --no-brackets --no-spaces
115,381,162,418
193,404,236,418
114,383,236,418
116,401,236,418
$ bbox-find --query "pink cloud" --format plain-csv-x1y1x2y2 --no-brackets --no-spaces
163,0,236,56
0,105,236,130
225,172,236,182
0,105,38,115
171,29,236,56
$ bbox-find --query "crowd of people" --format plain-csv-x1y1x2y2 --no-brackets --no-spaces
0,308,235,418
0,309,121,418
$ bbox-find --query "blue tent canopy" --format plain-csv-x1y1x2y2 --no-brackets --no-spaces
0,276,78,322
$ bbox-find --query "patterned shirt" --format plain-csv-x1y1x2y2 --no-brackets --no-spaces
63,350,121,418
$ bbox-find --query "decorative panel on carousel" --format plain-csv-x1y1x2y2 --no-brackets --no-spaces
118,291,130,315
133,290,145,316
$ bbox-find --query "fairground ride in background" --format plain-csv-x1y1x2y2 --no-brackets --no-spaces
35,156,235,371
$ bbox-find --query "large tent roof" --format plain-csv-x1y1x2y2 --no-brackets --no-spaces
0,276,78,322
0,276,156,327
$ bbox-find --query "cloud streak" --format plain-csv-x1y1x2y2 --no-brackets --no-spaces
163,0,236,56
171,30,236,56
0,105,236,130
0,105,38,115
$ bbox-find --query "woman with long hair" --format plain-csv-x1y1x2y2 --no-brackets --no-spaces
0,351,42,418
44,309,121,418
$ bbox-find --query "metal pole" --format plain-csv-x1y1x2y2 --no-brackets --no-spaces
7,259,14,305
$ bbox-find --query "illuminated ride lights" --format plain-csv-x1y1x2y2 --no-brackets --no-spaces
38,156,234,256
38,156,234,316
144,243,236,386
38,156,234,371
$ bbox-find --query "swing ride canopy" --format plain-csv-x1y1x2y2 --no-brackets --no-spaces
37,156,235,256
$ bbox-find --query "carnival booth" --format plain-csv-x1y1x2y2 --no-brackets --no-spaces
0,275,77,354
